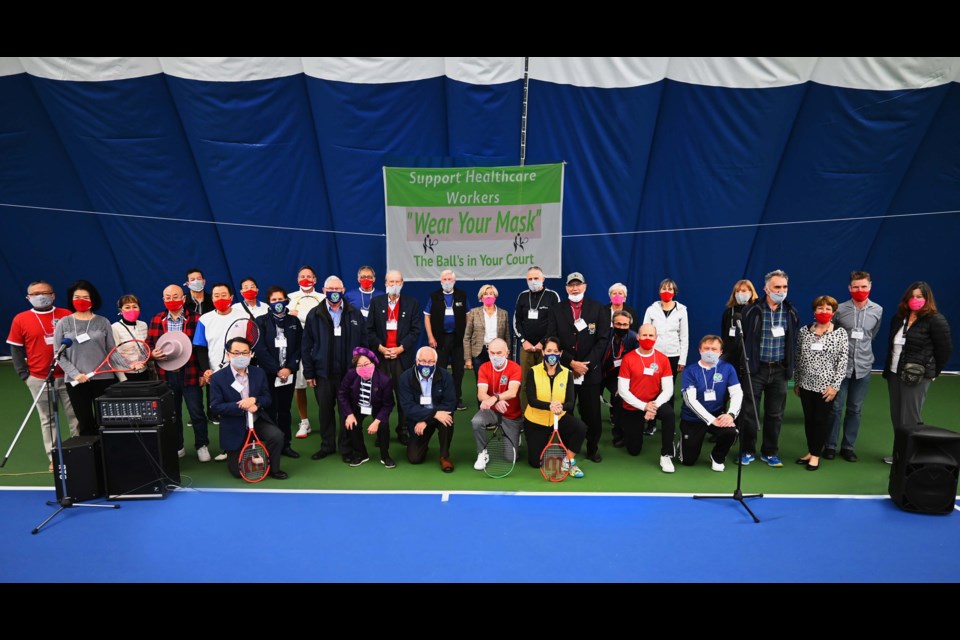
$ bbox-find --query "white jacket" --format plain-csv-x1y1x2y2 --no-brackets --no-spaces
643,301,689,363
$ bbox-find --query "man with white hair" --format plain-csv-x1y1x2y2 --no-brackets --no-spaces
397,346,458,472
423,269,469,411
469,338,522,471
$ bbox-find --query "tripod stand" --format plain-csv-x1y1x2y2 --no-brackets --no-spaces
30,347,118,534
693,315,763,523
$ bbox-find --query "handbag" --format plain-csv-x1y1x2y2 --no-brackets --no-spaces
898,361,926,387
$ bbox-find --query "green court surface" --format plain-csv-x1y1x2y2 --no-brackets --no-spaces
1,362,957,495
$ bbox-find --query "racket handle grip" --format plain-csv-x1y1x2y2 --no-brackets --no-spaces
69,373,94,387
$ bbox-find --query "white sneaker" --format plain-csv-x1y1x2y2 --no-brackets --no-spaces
296,420,312,439
214,451,228,461
177,448,185,459
660,455,675,473
709,454,725,472
474,450,489,471
197,446,211,462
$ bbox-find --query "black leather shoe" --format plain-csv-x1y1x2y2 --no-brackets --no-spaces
612,438,625,449
795,457,811,465
586,452,603,463
397,432,409,446
805,462,819,471
311,450,331,460
821,448,836,460
282,447,300,459
270,470,289,480
840,449,858,462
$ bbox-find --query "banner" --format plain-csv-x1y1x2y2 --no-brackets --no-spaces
384,164,563,281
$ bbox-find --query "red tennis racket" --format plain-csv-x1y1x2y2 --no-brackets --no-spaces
69,339,152,386
219,317,261,369
239,410,270,483
540,414,569,482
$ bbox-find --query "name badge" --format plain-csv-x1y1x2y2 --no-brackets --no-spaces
851,330,864,340
527,309,539,320
360,405,373,415
361,308,369,318
811,342,824,351
574,318,587,332
894,334,906,346
420,395,432,405
334,326,342,337
728,327,736,337
44,335,55,345
231,380,245,394
445,307,454,317
704,390,717,402
613,358,622,367
76,333,90,343
386,320,398,331
573,375,584,385
275,336,287,348
771,326,785,338
643,367,656,376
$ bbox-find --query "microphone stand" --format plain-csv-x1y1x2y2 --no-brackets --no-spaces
32,345,118,535
693,313,763,523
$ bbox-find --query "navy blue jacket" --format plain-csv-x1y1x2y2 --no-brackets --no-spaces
254,313,302,377
210,365,274,451
397,366,457,433
302,300,365,379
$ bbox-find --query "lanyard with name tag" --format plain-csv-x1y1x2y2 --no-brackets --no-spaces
771,325,785,337
728,327,736,337
528,309,539,320
811,342,824,351
44,335,55,345
445,307,454,316
851,330,864,340
420,395,432,405
275,335,287,348
231,380,245,394
360,404,373,415
704,389,717,402
361,309,369,318
386,320,398,331
613,358,622,367
574,318,587,332
76,333,91,343
334,326,342,337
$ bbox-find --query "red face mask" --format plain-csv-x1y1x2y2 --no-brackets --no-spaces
359,278,374,290
73,299,93,312
815,312,833,325
659,291,674,303
299,278,314,289
241,289,258,301
213,298,232,312
639,338,657,351
164,300,185,312
851,290,869,302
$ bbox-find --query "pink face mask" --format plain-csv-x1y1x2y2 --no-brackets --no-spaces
482,295,496,307
908,298,926,311
610,294,625,305
356,364,376,380
122,309,140,323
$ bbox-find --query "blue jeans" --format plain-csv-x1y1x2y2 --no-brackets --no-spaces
826,373,871,451
740,362,788,457
165,371,209,450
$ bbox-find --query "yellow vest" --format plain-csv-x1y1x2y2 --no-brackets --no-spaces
523,364,569,426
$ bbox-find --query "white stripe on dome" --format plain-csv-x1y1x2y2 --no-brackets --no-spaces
302,57,444,83
667,57,818,88
529,57,668,88
812,57,959,90
445,57,524,85
0,57,24,77
20,57,161,81
159,57,303,82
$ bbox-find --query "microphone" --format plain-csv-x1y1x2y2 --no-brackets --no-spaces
733,313,743,336
54,337,72,360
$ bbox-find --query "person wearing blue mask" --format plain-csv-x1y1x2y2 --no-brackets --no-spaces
254,286,303,458
303,276,366,463
738,269,799,468
398,346,458,472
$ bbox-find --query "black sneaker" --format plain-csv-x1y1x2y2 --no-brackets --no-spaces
381,456,397,469
397,432,409,446
208,413,220,425
643,423,656,436
456,401,467,411
612,438,625,448
350,456,370,467
822,448,836,460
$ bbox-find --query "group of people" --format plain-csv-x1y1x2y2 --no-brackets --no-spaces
6,265,953,481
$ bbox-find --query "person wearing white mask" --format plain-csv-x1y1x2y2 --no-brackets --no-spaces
184,267,214,316
720,279,759,378
6,280,78,469
423,269,469,411
513,265,560,411
288,265,322,439
678,335,743,471
469,338,522,471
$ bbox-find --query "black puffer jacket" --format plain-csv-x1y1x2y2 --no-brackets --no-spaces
882,312,952,379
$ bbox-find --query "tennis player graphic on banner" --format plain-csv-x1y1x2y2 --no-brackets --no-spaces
384,164,563,281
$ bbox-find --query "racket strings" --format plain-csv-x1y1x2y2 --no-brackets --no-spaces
541,444,568,481
484,429,517,478
240,444,269,481
110,340,151,370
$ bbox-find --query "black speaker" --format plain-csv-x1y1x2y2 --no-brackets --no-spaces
52,436,105,502
100,425,180,500
889,425,960,515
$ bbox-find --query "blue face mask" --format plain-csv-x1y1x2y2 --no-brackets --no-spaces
418,364,435,379
326,291,342,305
270,300,288,315
544,353,560,367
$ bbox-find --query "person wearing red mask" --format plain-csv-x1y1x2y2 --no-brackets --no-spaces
288,265,322,439
337,346,396,468
642,278,689,437
147,284,210,461
233,277,268,318
881,281,953,464
824,271,883,462
793,296,848,471
53,280,117,437
112,294,151,381
344,265,382,320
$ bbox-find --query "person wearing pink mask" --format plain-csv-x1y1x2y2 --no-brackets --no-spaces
793,296,848,471
604,283,639,331
111,294,151,381
643,278,688,436
824,271,883,462
338,346,396,468
53,280,116,437
147,284,209,461
233,277,268,318
881,281,953,464
464,284,511,386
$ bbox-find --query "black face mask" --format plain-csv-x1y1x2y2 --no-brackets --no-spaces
613,327,629,339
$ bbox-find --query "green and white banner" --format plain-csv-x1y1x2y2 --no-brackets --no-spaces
383,164,563,281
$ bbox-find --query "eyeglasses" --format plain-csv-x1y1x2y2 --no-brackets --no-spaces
228,351,252,357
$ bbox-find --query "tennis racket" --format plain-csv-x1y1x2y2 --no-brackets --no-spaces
219,317,261,369
239,410,270,483
69,339,152,386
482,413,517,479
540,414,569,482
